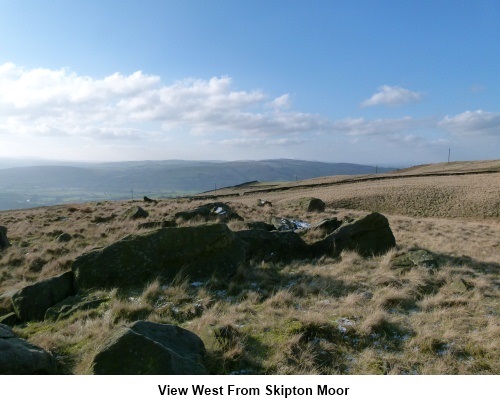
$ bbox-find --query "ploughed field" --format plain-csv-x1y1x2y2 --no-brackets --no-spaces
0,160,498,374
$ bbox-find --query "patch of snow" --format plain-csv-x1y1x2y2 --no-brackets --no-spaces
190,281,204,287
291,220,311,229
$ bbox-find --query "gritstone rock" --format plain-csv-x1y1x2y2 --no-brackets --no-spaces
312,212,396,257
0,324,57,374
72,223,245,289
124,206,149,220
7,271,76,322
91,321,206,375
174,202,244,223
300,197,326,212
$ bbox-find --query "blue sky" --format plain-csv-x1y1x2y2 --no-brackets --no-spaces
0,0,499,166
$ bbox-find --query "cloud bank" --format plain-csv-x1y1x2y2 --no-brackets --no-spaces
0,63,498,162
0,63,331,144
440,110,500,137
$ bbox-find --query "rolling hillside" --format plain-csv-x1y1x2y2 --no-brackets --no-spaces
0,159,393,211
199,160,500,219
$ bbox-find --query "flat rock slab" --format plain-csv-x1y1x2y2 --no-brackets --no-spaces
392,249,438,270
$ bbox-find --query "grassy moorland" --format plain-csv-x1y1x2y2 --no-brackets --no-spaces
0,160,498,374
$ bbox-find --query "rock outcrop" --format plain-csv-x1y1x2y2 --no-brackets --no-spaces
0,324,57,374
91,321,206,375
312,212,396,257
73,223,246,289
174,202,244,223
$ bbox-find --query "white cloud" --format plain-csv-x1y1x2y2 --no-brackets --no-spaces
361,85,422,107
0,63,334,147
439,110,500,137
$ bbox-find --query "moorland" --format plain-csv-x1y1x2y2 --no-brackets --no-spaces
0,159,498,374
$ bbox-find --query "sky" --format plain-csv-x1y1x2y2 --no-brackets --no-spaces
0,0,499,166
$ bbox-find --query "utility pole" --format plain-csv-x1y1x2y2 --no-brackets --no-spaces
214,182,217,198
448,148,451,164
375,165,378,174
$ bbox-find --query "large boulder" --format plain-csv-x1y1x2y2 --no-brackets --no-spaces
7,271,76,322
174,202,244,223
91,321,206,375
73,223,245,289
0,226,9,250
0,324,57,374
124,206,149,220
236,229,310,262
312,212,396,257
300,198,326,212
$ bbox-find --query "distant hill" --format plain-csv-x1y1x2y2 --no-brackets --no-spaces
0,159,394,211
